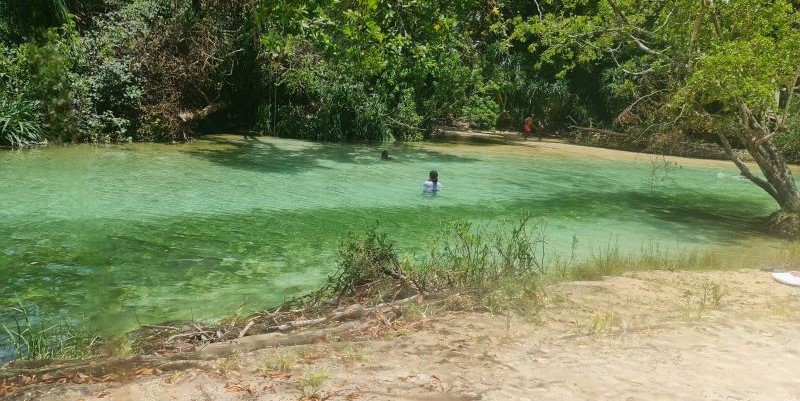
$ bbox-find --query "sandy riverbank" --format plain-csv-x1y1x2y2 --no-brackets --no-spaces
434,129,753,169
9,268,800,401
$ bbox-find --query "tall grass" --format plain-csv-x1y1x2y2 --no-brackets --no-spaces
1,301,100,361
0,96,44,148
420,213,547,288
327,216,776,314
415,214,548,313
562,239,737,281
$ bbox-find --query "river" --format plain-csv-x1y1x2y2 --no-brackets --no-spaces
0,135,791,343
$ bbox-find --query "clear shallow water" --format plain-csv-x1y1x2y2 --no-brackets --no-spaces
0,135,787,340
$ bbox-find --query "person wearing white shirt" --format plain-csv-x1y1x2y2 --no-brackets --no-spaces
423,170,441,193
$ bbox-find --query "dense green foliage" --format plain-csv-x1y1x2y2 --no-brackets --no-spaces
3,0,797,145
2,0,800,213
0,0,603,145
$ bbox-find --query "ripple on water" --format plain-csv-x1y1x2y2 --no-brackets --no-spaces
0,136,787,338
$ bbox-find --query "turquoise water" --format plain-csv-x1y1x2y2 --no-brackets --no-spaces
0,135,786,340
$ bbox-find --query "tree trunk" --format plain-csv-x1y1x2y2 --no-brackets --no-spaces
744,136,800,213
718,105,800,213
177,102,227,124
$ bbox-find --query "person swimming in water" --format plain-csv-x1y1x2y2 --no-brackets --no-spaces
423,170,441,193
381,150,392,160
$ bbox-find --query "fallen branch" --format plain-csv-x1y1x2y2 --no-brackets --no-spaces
141,325,179,331
570,126,628,137
271,317,327,332
264,294,421,333
238,320,255,338
615,89,667,124
0,317,374,386
166,331,212,343
178,101,228,124
201,320,369,358
385,116,426,132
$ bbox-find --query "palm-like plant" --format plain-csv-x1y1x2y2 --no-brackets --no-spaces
0,96,44,147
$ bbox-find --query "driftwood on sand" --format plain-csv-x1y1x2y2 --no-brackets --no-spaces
569,125,628,137
0,294,426,390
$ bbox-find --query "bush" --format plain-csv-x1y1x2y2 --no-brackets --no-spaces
392,89,424,141
0,95,43,147
461,95,499,130
19,25,85,142
328,227,404,299
317,215,547,313
0,22,84,146
0,39,52,147
270,61,395,141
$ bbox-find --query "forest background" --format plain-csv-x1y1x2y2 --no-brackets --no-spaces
1,0,799,182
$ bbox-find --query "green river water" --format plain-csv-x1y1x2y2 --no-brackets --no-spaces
0,135,790,346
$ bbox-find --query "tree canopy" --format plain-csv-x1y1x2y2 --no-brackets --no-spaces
509,0,800,215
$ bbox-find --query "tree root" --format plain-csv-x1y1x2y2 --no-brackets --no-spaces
766,211,800,238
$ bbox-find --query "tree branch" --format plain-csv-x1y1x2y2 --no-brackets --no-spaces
739,103,767,139
385,115,425,132
628,34,661,55
622,67,655,76
570,126,628,137
717,132,778,200
778,61,800,130
615,89,667,124
606,0,631,26
607,0,655,37
690,0,706,47
755,132,777,146
708,0,723,36
608,50,654,75
651,6,674,34
568,28,621,39
178,102,228,124
533,0,543,20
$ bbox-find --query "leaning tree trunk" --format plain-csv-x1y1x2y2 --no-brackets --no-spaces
717,105,800,236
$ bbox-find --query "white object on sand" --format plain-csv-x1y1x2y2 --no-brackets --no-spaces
772,271,800,287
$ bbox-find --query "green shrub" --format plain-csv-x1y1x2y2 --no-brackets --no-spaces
319,215,547,313
20,29,80,142
392,89,424,141
325,226,405,299
461,95,499,130
254,103,272,135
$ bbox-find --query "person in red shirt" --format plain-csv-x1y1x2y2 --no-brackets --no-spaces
523,116,533,140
